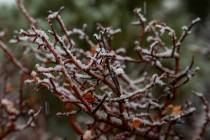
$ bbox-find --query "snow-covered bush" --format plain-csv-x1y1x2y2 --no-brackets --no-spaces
0,1,209,140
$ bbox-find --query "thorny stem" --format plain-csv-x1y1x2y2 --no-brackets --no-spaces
16,0,37,26
0,41,29,74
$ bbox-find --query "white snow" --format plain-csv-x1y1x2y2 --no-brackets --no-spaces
192,17,201,24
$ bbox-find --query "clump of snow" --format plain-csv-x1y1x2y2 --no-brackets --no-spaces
31,71,37,77
114,67,124,75
182,26,188,31
192,17,201,24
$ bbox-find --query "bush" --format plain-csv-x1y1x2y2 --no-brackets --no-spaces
0,1,209,140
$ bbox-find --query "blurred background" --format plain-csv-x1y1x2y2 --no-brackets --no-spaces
0,0,210,139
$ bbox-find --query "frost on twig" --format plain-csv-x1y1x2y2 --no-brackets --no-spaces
0,4,208,140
